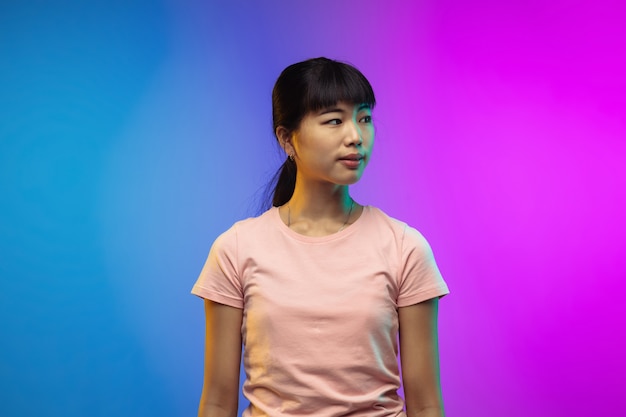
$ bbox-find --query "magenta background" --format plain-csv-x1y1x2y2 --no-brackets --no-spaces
1,1,624,416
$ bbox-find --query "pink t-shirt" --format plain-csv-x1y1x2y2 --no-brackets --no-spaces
192,206,449,416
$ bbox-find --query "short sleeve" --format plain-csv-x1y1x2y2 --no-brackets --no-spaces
397,225,449,307
191,225,244,309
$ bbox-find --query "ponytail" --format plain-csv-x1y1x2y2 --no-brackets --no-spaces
272,157,297,207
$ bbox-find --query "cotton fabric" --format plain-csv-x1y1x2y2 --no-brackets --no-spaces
192,206,449,416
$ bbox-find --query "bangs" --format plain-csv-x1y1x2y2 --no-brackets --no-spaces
302,61,376,113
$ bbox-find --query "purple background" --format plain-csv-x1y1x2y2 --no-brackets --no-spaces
1,0,624,416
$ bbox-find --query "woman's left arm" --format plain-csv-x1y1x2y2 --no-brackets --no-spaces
399,297,445,417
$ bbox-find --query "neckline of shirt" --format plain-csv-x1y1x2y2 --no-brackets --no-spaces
271,205,370,243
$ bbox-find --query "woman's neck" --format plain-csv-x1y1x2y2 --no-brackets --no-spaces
280,180,360,236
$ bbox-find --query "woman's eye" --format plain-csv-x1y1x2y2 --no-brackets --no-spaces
326,119,342,125
359,115,372,123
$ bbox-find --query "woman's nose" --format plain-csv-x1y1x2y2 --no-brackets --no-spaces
346,120,362,145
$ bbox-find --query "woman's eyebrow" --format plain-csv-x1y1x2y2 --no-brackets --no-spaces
318,107,345,115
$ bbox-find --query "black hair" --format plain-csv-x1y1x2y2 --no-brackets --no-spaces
267,57,376,208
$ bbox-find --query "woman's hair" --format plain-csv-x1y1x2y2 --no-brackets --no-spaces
268,57,376,208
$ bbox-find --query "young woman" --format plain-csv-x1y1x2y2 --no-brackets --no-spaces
192,57,449,417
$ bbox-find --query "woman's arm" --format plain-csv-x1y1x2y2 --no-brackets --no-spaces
399,297,445,417
198,299,243,417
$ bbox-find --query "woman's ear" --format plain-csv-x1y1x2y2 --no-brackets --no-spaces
276,126,294,157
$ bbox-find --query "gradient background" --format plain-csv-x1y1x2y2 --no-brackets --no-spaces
1,1,625,416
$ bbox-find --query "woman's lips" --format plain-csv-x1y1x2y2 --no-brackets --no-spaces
339,154,364,169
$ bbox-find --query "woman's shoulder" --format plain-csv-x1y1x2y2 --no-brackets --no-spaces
219,207,278,238
206,207,277,255
364,206,431,246
365,206,410,231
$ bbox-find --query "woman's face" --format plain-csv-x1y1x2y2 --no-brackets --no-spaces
290,101,374,186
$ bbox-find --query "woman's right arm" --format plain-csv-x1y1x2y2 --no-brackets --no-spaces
198,299,243,417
